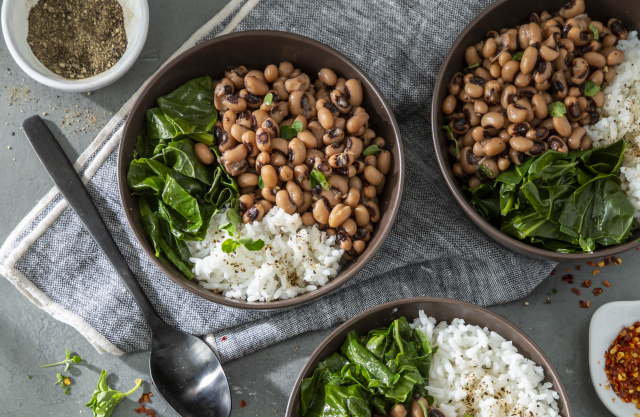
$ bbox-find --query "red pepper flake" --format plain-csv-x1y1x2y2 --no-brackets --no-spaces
241,400,247,408
593,288,603,296
221,336,227,341
571,288,581,296
579,300,590,308
604,257,613,266
593,269,601,276
605,322,640,404
148,391,153,396
575,265,581,271
135,405,146,414
614,257,622,266
598,261,605,267
604,280,612,288
565,268,570,271
587,261,597,267
551,269,556,275
145,408,155,417
562,274,574,284
582,280,592,288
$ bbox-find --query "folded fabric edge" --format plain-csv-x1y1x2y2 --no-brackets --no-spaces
0,262,124,355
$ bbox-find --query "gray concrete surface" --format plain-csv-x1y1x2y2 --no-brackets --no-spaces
0,0,637,416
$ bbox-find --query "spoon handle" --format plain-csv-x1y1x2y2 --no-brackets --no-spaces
21,115,164,329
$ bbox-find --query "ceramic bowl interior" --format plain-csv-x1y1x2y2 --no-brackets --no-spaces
431,0,640,261
117,31,404,311
285,297,572,417
1,0,149,92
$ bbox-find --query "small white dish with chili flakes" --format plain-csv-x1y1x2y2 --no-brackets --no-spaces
589,300,640,416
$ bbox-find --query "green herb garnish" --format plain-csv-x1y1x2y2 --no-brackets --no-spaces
263,92,273,105
478,164,492,179
85,370,142,417
218,222,265,253
280,120,303,140
547,102,567,117
443,125,460,155
309,169,330,190
550,288,558,295
41,349,82,372
227,207,243,224
512,51,523,61
362,144,383,156
584,80,601,97
258,175,264,189
468,62,480,69
54,372,71,396
589,24,599,40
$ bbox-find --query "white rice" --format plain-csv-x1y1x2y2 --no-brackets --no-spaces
411,312,560,417
584,31,640,217
186,207,343,302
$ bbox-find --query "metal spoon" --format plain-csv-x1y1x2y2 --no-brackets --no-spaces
22,115,232,417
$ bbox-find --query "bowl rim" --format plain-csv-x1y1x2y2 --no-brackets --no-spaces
117,29,405,311
430,0,639,262
285,296,573,417
0,0,150,92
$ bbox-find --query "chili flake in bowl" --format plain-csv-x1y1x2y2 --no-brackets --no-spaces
605,323,640,406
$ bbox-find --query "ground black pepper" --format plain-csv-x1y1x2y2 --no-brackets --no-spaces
27,0,127,79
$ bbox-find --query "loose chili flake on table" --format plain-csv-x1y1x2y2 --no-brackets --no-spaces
605,322,640,407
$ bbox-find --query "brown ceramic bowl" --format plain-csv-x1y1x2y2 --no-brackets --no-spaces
285,297,572,417
431,0,640,262
117,31,404,310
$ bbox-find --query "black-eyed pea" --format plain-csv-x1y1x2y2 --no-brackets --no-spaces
313,198,331,224
465,45,482,66
352,240,366,254
497,157,511,171
262,186,279,203
288,138,306,166
314,158,333,176
238,173,259,188
239,194,254,213
256,127,271,152
245,76,269,96
323,128,345,145
318,107,334,129
354,204,370,227
483,138,506,156
375,177,385,195
347,113,369,134
194,142,214,165
328,152,354,168
318,68,337,86
506,103,528,124
510,136,534,152
352,160,366,175
363,184,377,199
278,165,293,182
243,204,265,224
590,91,605,108
339,218,357,237
349,176,362,191
276,190,297,214
604,66,616,82
285,73,311,93
337,165,357,178
344,79,363,107
443,95,457,114
364,155,377,168
364,201,380,223
223,143,248,163
297,191,313,214
328,204,351,228
330,89,352,114
345,137,364,159
580,134,592,150
326,143,345,158
377,151,391,175
344,187,361,208
241,131,259,157
264,64,279,83
568,127,587,150
363,165,384,185
326,229,337,237
261,165,278,188
473,141,486,157
301,212,316,226
583,51,606,68
327,175,349,196
481,112,505,129
337,232,352,251
256,151,270,172
552,116,572,137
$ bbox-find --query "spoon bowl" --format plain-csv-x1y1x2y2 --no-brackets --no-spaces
149,326,231,416
21,115,232,417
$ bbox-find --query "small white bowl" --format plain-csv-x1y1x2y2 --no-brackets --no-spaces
589,300,640,417
1,0,148,92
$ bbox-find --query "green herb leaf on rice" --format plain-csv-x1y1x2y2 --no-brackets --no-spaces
221,239,237,253
238,238,266,251
589,24,599,40
584,80,601,97
547,102,567,117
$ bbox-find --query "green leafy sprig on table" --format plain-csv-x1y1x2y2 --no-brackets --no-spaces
464,139,635,253
127,76,242,279
41,349,82,372
218,222,265,253
298,317,436,417
54,372,72,396
85,370,142,417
